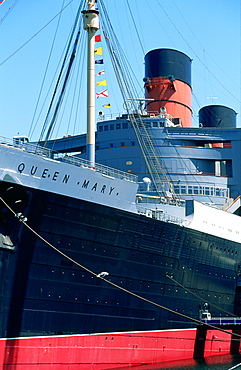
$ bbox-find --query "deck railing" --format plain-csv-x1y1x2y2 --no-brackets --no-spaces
0,136,137,183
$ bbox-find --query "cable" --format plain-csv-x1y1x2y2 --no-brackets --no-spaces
154,0,240,105
0,0,74,67
125,0,145,56
1,194,241,340
228,364,241,370
28,0,67,140
0,0,20,26
166,274,239,318
39,1,84,144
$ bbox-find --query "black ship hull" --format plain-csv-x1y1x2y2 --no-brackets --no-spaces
1,180,240,339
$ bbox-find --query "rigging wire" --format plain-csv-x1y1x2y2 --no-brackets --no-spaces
125,0,145,56
1,194,241,341
28,34,75,143
0,0,74,67
42,29,81,145
163,143,217,205
99,1,143,102
0,0,20,26
53,30,86,142
166,274,239,318
38,1,85,145
71,36,86,136
154,0,241,106
65,35,85,135
28,0,67,140
99,0,180,202
171,0,240,91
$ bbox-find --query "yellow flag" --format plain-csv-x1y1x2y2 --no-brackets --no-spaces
94,47,102,55
96,79,107,87
102,103,111,108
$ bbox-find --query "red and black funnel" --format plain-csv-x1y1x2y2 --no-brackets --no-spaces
144,49,192,127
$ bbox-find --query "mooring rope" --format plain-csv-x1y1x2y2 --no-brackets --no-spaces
227,363,241,370
1,195,241,340
166,274,239,318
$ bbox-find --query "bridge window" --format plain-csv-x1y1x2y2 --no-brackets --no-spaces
173,184,229,198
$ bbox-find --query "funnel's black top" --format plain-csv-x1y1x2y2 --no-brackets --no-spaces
144,49,192,87
199,105,237,128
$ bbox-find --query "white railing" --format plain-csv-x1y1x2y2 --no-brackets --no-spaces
136,205,190,226
55,152,137,182
0,136,137,183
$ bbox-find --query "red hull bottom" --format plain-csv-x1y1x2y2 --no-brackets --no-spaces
0,328,239,369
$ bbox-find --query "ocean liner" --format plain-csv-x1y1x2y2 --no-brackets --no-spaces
0,0,241,368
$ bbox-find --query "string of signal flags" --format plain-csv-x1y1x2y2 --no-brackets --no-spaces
94,34,111,108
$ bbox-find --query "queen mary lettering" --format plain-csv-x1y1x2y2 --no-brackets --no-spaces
17,163,115,196
17,162,70,183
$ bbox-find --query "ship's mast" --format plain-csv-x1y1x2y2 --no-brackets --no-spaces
82,1,99,166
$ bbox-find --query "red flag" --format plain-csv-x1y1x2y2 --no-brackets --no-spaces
0,0,5,4
95,34,102,42
95,70,105,76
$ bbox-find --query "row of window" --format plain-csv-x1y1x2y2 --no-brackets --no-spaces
99,122,129,132
109,142,135,148
173,184,229,198
98,121,164,132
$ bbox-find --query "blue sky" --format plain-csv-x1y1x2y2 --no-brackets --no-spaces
1,0,240,141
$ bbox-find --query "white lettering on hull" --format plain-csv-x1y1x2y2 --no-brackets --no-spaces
17,162,116,197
